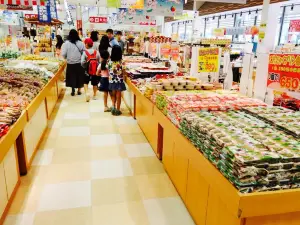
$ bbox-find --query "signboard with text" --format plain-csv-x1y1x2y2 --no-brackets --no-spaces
289,20,300,33
170,44,180,62
89,16,108,23
198,48,220,73
25,14,37,19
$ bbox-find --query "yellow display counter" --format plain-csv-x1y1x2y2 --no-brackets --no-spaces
126,79,300,225
0,63,66,223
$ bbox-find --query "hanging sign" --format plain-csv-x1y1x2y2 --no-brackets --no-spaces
120,0,144,9
2,0,45,6
6,5,33,10
48,0,58,19
76,20,82,29
38,5,51,23
139,21,156,25
89,16,108,23
289,20,300,33
24,14,37,19
198,48,220,73
144,0,184,16
117,8,154,25
170,43,180,62
213,28,225,37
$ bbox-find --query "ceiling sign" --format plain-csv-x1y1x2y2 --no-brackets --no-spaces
89,16,108,23
25,13,37,19
6,4,33,10
139,21,156,25
1,0,45,6
144,0,184,16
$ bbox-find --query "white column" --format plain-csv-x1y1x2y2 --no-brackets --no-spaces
253,1,281,101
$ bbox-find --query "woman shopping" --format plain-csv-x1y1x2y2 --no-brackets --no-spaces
55,35,64,57
61,29,85,96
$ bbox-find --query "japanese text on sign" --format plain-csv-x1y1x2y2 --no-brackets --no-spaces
198,48,220,73
38,5,50,23
89,16,108,23
268,54,300,91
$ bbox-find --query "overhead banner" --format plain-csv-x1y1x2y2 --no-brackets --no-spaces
117,8,154,25
144,0,183,16
6,5,33,10
38,5,51,23
1,0,45,5
267,53,300,110
107,0,120,8
120,0,144,9
198,48,220,73
48,0,58,19
289,20,300,33
89,16,108,23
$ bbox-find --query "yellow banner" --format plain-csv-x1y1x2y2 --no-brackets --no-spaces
198,48,220,73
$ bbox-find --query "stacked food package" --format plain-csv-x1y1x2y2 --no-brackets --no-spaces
243,106,300,138
180,110,300,193
0,57,62,139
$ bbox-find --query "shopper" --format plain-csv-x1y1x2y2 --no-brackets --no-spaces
116,31,125,53
144,37,150,58
97,50,112,112
55,35,64,57
81,38,100,102
61,29,85,96
99,35,112,55
90,31,100,51
106,29,120,48
108,46,126,116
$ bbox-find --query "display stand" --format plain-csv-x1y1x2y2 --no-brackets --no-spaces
0,63,66,223
125,79,300,225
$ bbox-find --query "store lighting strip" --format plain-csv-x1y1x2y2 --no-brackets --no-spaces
204,9,261,21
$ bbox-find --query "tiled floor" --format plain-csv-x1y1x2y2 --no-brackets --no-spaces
4,89,195,225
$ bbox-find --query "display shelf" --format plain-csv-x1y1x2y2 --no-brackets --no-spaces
126,79,300,225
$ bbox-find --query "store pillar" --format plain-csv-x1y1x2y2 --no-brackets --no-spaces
254,0,281,101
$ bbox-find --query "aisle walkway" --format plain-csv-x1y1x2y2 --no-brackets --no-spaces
4,90,195,225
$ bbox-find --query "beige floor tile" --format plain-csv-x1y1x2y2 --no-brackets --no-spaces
55,136,91,148
91,177,141,206
117,124,142,134
34,207,91,225
43,128,59,140
135,174,178,199
88,117,114,127
90,125,118,135
47,119,63,129
20,166,48,187
92,201,149,225
91,145,127,160
62,119,90,127
44,162,91,184
4,213,35,225
121,133,148,144
90,112,112,118
129,157,165,175
38,137,56,150
8,185,44,215
51,148,91,164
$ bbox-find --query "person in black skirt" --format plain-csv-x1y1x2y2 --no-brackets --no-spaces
61,29,85,96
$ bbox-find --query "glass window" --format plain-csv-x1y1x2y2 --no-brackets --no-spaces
205,17,218,38
280,5,300,45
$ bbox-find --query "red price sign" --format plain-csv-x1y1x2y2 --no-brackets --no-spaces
268,54,300,90
89,16,107,24
25,14,38,19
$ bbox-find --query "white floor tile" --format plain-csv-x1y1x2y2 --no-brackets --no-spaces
38,181,91,211
59,126,90,136
4,213,35,225
91,159,133,179
124,144,155,158
32,149,54,166
89,106,104,113
90,134,122,147
64,113,90,120
143,197,195,225
114,117,137,125
48,120,63,128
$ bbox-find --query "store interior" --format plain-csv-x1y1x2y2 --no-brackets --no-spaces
1,0,300,224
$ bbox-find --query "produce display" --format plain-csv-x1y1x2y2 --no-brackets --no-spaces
0,50,19,59
180,110,300,193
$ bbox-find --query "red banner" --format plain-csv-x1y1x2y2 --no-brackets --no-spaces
6,4,33,10
268,54,300,91
289,20,300,33
24,14,37,19
76,20,82,30
139,21,156,26
89,16,107,24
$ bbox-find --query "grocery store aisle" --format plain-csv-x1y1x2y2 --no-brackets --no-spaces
4,89,195,225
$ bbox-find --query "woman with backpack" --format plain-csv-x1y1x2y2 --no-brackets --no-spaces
61,29,85,96
81,38,100,102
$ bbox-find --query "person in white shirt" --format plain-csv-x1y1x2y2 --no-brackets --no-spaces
144,37,150,58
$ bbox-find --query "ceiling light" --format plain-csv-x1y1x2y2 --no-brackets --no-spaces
249,11,251,15
213,16,215,20
291,5,294,11
225,15,226,19
232,14,234,18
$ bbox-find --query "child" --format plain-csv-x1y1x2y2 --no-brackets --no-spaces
108,46,126,116
97,50,111,112
81,38,100,102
